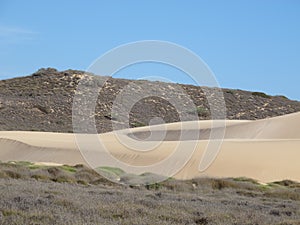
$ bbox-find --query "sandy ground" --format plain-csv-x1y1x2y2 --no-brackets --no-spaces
0,112,299,182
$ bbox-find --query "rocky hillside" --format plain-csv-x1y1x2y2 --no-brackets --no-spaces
0,68,299,133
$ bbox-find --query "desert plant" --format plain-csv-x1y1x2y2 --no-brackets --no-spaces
233,177,258,184
131,121,146,127
225,90,234,94
196,106,209,117
252,92,271,99
61,165,77,173
276,95,288,99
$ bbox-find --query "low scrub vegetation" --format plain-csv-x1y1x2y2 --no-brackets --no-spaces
0,161,299,224
252,91,271,99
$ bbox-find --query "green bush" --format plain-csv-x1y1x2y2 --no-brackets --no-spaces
131,121,146,127
196,106,209,117
61,165,77,173
252,92,271,99
276,95,288,99
145,182,162,190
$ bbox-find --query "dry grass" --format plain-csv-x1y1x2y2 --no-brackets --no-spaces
0,162,299,224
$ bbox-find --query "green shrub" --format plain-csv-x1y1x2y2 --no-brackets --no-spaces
131,121,146,127
196,106,209,117
28,164,45,170
61,165,77,173
276,95,288,99
252,92,271,99
145,182,162,190
97,166,125,176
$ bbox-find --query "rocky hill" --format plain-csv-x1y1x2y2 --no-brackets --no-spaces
0,68,299,133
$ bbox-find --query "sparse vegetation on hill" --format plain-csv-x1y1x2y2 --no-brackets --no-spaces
0,68,299,133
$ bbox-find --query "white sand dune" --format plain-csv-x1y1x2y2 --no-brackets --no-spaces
0,112,300,182
128,112,300,140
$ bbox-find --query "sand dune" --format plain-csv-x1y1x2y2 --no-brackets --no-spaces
0,112,300,182
0,138,85,165
128,112,300,140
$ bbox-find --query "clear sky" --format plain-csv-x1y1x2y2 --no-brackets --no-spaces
0,0,299,99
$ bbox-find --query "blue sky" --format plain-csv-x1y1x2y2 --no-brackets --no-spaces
0,0,300,99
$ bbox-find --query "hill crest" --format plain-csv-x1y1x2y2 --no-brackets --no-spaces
0,68,299,133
